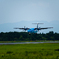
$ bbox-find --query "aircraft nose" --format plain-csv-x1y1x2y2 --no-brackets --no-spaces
27,30,31,32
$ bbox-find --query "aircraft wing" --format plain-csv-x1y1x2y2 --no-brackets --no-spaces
34,27,53,30
40,27,53,30
14,28,29,30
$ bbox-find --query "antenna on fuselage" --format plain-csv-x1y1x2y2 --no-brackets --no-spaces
32,23,43,28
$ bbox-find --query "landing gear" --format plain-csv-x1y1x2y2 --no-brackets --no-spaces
29,33,31,35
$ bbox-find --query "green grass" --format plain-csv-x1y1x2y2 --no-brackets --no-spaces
0,40,59,43
0,43,59,59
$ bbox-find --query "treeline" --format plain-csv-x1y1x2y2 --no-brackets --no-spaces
0,31,59,41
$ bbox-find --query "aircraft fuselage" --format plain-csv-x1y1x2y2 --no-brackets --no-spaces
27,28,39,33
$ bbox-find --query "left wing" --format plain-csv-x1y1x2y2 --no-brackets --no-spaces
40,27,53,30
34,27,53,30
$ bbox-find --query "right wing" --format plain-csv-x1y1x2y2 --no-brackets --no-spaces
14,28,29,30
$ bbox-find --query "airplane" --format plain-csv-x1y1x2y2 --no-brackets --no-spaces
14,23,53,34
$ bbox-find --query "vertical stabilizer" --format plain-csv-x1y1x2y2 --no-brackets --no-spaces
32,23,43,28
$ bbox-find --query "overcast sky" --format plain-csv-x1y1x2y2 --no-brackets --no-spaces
0,0,59,33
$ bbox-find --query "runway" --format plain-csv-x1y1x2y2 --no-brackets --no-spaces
0,41,59,45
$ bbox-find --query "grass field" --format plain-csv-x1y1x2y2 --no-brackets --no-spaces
0,43,59,59
0,40,59,43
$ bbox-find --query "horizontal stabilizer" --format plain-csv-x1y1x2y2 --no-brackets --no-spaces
32,23,43,24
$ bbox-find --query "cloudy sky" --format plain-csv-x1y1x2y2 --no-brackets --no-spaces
0,0,59,33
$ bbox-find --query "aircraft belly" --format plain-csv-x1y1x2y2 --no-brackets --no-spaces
27,30,38,33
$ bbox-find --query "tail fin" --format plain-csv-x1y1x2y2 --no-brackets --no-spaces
32,23,43,28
